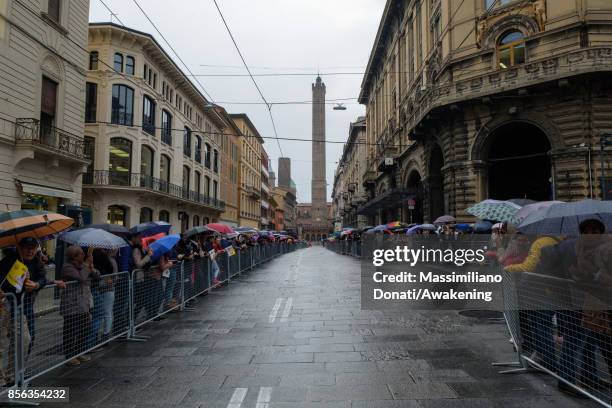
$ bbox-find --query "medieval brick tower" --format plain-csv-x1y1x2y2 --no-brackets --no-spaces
311,76,327,220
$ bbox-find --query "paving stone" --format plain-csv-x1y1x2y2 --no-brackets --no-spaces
307,384,393,401
314,352,364,362
388,382,458,399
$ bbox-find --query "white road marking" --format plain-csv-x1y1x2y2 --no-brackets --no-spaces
255,387,272,408
280,297,293,322
227,388,248,408
268,298,283,323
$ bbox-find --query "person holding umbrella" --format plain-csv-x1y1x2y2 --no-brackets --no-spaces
60,246,100,366
0,237,59,385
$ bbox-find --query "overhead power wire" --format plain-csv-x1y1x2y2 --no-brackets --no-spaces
211,0,284,157
130,0,215,103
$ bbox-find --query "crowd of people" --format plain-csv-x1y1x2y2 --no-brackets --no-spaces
0,225,300,384
329,216,612,399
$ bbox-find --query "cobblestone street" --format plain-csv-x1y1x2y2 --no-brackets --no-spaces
34,246,591,407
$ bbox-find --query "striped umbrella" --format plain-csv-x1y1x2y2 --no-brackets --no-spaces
0,210,74,248
466,199,522,225
59,228,129,249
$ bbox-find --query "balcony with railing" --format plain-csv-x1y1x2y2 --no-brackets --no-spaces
14,118,87,163
246,185,261,199
83,170,225,211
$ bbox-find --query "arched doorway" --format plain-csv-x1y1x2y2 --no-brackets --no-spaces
486,122,552,200
428,145,445,221
108,205,128,226
405,170,424,224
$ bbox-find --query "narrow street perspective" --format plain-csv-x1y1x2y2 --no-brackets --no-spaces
33,246,591,407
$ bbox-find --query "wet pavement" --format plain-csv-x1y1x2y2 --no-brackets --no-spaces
32,246,592,407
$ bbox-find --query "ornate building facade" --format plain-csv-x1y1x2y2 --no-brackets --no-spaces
332,117,368,228
357,0,612,225
84,23,225,230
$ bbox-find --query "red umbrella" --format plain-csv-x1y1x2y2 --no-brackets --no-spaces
206,223,235,235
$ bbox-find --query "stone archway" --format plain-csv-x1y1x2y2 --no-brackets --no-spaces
404,169,424,224
428,145,445,221
476,121,553,200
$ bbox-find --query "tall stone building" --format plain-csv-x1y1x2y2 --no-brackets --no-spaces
350,0,612,226
278,157,292,189
84,23,224,230
297,76,332,241
0,0,90,219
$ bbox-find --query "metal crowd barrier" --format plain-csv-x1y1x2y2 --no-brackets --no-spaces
499,267,612,407
0,242,306,398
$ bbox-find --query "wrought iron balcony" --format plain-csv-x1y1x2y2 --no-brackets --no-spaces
83,170,225,211
15,118,87,162
246,185,261,199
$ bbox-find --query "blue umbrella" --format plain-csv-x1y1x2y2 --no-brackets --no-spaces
474,221,493,233
130,221,171,238
455,223,472,233
60,228,129,249
518,199,612,235
149,234,181,262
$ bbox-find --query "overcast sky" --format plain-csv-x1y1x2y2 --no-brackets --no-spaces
90,0,385,203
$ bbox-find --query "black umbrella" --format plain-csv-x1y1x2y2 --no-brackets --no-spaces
86,223,129,236
129,221,172,238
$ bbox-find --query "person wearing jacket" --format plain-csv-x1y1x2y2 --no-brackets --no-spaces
0,237,51,385
60,245,100,366
505,235,561,373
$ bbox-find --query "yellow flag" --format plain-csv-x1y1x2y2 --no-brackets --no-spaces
7,260,27,292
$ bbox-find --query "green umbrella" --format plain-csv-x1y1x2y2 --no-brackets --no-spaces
466,199,522,225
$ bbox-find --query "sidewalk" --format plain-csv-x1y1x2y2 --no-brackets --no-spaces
32,246,593,407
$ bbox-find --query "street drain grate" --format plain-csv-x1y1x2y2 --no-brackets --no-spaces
458,309,504,319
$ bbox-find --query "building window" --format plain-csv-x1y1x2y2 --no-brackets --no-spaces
183,127,192,157
140,207,153,223
498,30,525,69
47,0,60,23
213,149,219,173
204,217,210,224
109,137,132,185
486,0,514,10
204,143,211,168
213,180,218,199
142,95,156,136
85,82,97,123
107,205,127,226
160,154,171,193
161,109,172,145
159,210,170,222
114,52,123,73
141,145,154,180
204,176,211,196
181,213,189,233
182,165,190,198
195,171,201,196
84,136,95,177
193,215,200,227
144,64,148,80
153,73,157,89
111,84,134,126
40,76,57,140
195,135,202,163
126,56,135,75
89,51,98,70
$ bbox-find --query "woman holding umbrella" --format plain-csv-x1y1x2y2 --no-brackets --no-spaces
60,245,100,366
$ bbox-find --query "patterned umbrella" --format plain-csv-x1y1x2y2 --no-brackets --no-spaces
518,199,612,235
434,215,456,225
59,228,129,249
0,210,74,248
465,200,521,224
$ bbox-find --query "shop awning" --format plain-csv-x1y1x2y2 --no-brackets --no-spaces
356,188,415,216
19,181,80,201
